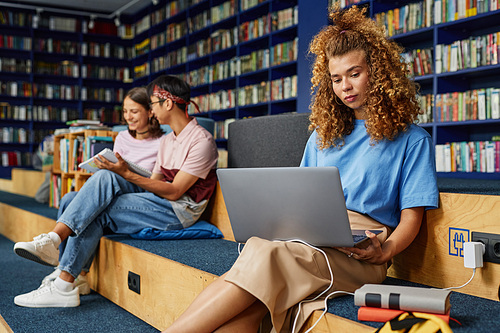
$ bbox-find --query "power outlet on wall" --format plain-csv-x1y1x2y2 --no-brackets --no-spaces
128,271,141,294
471,232,500,264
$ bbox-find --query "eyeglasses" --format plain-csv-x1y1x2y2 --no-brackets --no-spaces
149,99,165,107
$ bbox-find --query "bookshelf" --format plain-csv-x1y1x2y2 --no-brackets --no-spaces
51,129,118,208
5,0,497,180
128,0,324,150
330,0,500,180
0,6,132,179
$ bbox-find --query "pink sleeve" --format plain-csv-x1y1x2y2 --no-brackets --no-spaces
181,137,218,179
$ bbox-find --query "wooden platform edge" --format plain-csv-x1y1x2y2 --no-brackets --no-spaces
0,169,46,198
0,203,56,243
388,192,500,301
0,315,13,333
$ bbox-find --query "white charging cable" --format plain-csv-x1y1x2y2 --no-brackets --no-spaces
442,268,476,291
280,239,353,333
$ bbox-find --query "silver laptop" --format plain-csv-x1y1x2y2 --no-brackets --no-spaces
217,167,380,247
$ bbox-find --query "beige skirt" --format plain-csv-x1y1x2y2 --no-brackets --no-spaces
224,210,391,333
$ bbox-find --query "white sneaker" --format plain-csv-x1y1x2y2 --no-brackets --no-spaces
14,280,80,308
14,234,59,267
42,268,91,295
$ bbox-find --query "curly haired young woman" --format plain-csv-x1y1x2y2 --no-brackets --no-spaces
164,6,439,333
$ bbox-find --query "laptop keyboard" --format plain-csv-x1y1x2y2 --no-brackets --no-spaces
352,234,366,244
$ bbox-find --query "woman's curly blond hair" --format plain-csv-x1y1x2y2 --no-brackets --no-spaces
308,6,420,149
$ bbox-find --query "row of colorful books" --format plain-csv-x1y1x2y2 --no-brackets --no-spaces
435,140,500,173
402,47,434,77
0,81,32,97
134,62,149,80
436,88,500,122
34,60,79,78
187,0,236,34
191,89,237,114
0,58,31,74
0,104,77,123
154,47,187,71
241,0,267,11
83,107,122,124
270,76,298,101
210,0,236,25
81,87,125,103
58,132,115,174
33,39,79,55
135,38,151,57
33,84,80,100
374,0,434,37
436,32,500,74
434,0,500,24
0,35,31,51
0,10,30,27
1,151,31,167
188,75,297,113
181,38,297,88
373,0,500,38
214,118,236,140
0,127,30,144
81,42,130,59
82,65,130,82
166,21,188,44
1,127,54,146
39,17,79,33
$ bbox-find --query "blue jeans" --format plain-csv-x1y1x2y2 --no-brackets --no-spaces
58,191,94,272
57,170,182,278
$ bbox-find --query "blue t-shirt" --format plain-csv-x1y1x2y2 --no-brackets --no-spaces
300,119,439,228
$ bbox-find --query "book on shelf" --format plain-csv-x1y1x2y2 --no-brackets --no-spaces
436,140,500,173
357,306,451,323
79,148,152,178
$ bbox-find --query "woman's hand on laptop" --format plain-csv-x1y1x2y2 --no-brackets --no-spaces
335,231,389,265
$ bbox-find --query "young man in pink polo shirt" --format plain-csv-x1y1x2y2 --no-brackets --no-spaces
13,75,218,308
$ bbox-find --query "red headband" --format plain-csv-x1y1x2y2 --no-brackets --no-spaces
152,85,200,116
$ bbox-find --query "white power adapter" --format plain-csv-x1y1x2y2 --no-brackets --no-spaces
463,241,486,268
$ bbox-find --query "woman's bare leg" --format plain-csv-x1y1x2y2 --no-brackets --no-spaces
164,273,262,333
214,300,269,333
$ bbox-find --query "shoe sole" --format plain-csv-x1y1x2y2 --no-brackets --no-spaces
14,248,58,267
14,299,80,308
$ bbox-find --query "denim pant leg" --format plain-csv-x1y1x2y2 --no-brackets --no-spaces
56,170,145,278
57,170,145,234
57,191,94,272
58,191,181,278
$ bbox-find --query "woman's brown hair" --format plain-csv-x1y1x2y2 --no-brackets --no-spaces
308,6,421,149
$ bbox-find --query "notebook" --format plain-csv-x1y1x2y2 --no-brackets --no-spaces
217,167,381,247
79,148,152,178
